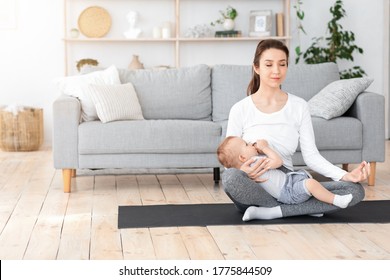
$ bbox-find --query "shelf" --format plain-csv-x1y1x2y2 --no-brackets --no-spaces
64,36,291,42
64,0,292,73
63,38,177,42
178,36,292,42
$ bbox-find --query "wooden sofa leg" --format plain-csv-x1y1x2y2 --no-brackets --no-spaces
71,169,76,177
368,162,376,186
62,169,72,193
342,164,349,171
213,167,220,183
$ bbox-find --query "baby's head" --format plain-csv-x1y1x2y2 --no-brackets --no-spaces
217,136,258,168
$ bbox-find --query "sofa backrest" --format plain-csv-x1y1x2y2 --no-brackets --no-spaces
211,62,340,122
283,62,340,101
119,64,212,120
211,64,252,122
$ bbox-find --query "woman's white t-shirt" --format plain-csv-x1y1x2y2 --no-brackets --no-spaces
226,93,347,181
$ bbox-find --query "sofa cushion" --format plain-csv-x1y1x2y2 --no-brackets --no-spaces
78,119,222,154
296,117,362,151
283,62,340,101
57,65,121,121
118,64,212,120
308,77,374,120
211,64,252,122
86,83,144,123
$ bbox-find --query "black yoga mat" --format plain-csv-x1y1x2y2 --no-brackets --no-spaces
118,200,390,229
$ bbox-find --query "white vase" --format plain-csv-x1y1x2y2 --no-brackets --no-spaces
223,19,235,31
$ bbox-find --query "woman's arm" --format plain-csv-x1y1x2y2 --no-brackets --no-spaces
298,102,347,181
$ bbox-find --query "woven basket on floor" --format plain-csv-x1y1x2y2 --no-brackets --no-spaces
0,107,43,151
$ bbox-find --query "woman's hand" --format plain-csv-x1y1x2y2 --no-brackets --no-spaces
341,161,370,183
240,157,269,182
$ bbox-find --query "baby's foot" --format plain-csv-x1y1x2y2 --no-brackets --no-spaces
333,194,353,208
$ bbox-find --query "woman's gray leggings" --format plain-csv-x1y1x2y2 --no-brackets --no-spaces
222,168,365,217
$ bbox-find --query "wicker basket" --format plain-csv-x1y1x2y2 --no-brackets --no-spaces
0,107,43,152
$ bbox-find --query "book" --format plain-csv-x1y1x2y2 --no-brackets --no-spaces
215,30,242,38
276,13,284,37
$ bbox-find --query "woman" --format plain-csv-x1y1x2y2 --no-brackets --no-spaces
223,39,367,220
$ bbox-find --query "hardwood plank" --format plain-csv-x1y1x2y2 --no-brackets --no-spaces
57,214,92,260
57,176,94,260
93,175,118,216
321,224,390,259
150,227,189,260
207,226,257,259
179,227,224,259
241,225,323,259
137,174,159,185
116,175,142,206
177,174,216,203
157,174,181,185
287,224,359,259
139,184,166,205
0,214,37,259
23,188,69,259
197,173,231,203
90,215,123,260
121,228,156,260
363,185,390,200
161,184,190,204
349,224,390,256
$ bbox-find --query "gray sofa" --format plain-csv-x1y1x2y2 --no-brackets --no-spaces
53,63,385,192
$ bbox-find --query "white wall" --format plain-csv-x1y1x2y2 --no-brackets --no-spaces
290,0,387,138
0,0,64,147
0,0,387,147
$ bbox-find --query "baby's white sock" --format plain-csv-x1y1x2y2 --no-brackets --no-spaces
242,206,283,221
333,194,353,208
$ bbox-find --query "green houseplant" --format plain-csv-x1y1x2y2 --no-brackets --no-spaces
295,0,365,79
210,6,238,31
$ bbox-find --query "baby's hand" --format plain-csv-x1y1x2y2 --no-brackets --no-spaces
255,139,269,151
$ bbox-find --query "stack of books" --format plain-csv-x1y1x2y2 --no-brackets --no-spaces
215,30,242,38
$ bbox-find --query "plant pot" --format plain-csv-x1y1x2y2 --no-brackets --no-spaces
223,19,235,31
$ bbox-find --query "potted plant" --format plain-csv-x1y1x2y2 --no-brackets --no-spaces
294,0,365,79
76,58,99,72
211,5,238,31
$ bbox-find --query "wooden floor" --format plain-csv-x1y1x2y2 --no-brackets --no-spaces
0,143,389,260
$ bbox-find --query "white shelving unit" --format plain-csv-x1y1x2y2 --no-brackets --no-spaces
63,0,291,74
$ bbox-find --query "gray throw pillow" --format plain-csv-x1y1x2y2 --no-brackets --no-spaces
308,77,373,120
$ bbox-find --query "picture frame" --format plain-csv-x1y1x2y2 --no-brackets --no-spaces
249,10,272,37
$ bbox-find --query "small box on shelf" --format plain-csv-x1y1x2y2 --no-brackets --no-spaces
215,30,242,38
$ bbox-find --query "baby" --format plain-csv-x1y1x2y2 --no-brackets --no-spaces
217,136,353,220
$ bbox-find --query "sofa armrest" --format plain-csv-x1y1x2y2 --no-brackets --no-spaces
345,91,385,162
53,94,80,169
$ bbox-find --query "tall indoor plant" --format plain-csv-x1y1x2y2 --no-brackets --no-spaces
295,0,366,79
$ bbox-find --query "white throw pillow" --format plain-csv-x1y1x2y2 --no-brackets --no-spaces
85,83,144,123
308,77,373,120
56,65,121,121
